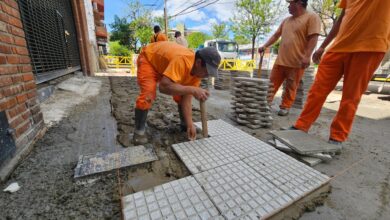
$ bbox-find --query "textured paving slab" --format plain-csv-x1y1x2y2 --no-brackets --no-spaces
194,119,242,137
269,130,340,155
194,160,294,219
74,145,157,178
243,150,330,200
122,176,223,220
172,132,274,174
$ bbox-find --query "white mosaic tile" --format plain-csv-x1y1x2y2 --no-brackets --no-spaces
243,150,330,200
122,176,223,220
194,160,294,220
172,132,274,174
172,136,241,174
194,119,242,137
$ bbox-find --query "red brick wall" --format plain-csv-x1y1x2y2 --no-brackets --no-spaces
0,0,44,149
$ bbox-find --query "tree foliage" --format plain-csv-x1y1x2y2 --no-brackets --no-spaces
135,26,153,47
212,22,229,39
109,15,133,48
310,0,341,36
127,0,153,52
231,0,282,59
187,32,211,49
234,34,251,45
108,41,131,56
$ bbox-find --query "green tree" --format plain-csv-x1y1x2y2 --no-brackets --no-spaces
109,15,133,48
135,26,153,47
234,34,251,45
310,0,341,36
231,0,282,59
126,0,153,51
187,32,211,49
212,22,228,39
108,41,131,56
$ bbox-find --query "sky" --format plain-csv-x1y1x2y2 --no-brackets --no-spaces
104,0,288,40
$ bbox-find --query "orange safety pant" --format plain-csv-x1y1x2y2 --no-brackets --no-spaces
135,53,181,110
269,64,305,109
294,52,385,142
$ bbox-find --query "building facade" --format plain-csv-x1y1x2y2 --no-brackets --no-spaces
0,0,106,181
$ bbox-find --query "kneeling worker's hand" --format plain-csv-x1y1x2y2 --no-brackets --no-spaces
187,124,197,141
192,88,209,101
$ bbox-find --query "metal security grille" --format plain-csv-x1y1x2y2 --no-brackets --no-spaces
18,0,80,83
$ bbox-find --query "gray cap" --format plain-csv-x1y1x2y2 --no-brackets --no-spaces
198,47,221,77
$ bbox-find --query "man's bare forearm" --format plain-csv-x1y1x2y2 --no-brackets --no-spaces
304,35,319,58
159,77,194,96
263,32,281,48
181,94,193,128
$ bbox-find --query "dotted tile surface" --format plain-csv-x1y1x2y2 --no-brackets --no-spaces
122,176,223,220
243,150,330,200
172,132,274,174
194,119,242,137
194,160,294,220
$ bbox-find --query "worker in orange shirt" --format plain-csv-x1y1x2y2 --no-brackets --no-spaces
133,42,221,145
150,25,168,43
293,0,390,148
258,0,321,116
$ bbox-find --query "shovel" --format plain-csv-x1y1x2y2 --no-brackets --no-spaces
199,100,208,138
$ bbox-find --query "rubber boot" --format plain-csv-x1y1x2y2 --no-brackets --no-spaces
133,108,149,145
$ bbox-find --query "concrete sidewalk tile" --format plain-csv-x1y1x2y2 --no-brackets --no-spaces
194,160,293,219
122,176,222,220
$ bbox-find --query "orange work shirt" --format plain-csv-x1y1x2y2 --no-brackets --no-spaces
275,11,321,68
328,0,390,53
142,42,200,87
150,33,168,43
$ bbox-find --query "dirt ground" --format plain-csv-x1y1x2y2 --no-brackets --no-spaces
0,74,389,219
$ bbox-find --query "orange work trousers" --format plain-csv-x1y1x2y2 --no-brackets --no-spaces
294,52,385,141
135,53,181,110
269,64,305,109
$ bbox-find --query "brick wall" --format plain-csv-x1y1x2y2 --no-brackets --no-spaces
0,0,44,153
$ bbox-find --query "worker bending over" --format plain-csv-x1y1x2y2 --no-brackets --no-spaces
133,42,221,145
293,0,390,147
258,0,320,116
150,25,168,43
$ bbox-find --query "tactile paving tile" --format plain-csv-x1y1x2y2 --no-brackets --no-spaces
122,176,223,220
243,150,330,200
194,160,294,220
172,132,274,174
74,145,157,178
194,119,242,137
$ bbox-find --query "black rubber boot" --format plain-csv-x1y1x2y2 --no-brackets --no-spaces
133,108,149,145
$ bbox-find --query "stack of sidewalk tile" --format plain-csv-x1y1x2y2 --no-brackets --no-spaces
200,77,211,89
214,71,231,90
291,66,315,109
231,70,251,78
253,68,271,79
268,130,339,167
230,77,273,129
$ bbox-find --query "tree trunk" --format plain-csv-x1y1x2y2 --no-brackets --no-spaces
251,36,256,60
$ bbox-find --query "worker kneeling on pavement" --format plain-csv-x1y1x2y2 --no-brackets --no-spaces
133,42,221,145
258,0,320,116
293,0,390,146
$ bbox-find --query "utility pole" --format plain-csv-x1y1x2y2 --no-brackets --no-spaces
164,0,168,36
